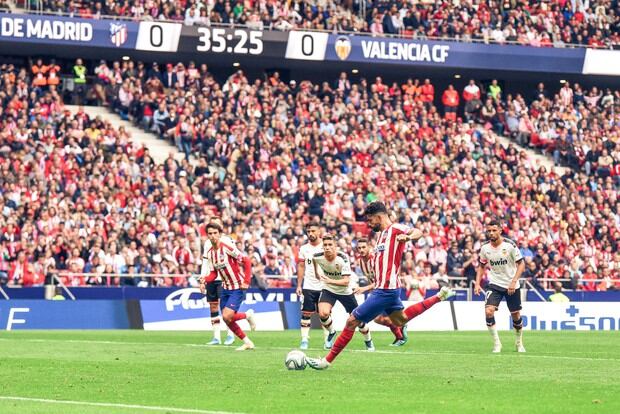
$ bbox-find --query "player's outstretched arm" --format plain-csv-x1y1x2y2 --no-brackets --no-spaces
396,228,423,243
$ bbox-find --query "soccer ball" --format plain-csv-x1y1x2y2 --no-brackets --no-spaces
285,350,307,370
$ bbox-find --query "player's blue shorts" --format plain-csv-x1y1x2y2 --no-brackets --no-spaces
353,289,404,323
220,289,244,312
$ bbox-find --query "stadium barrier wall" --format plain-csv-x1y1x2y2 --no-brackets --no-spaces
319,33,586,74
0,300,133,330
3,288,620,331
1,13,619,76
137,288,620,332
5,286,620,301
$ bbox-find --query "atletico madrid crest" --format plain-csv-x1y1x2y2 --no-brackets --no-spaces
109,23,128,47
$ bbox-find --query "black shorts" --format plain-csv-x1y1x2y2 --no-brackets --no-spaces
205,280,222,303
319,289,359,314
301,289,321,313
485,283,522,312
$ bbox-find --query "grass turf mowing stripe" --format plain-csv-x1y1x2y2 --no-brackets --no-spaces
2,337,619,362
0,396,246,414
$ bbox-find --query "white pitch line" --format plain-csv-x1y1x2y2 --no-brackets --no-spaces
185,344,620,362
0,396,245,414
2,337,619,363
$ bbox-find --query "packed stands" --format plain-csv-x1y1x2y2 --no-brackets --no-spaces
30,0,620,48
0,59,618,293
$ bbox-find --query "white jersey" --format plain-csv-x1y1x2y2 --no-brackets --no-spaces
313,251,352,295
478,238,524,289
298,242,323,291
201,235,235,281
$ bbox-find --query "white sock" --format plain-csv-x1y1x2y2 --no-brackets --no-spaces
488,325,501,343
359,326,372,342
243,336,252,345
320,316,336,334
212,318,221,341
515,328,523,343
227,327,234,338
301,326,310,340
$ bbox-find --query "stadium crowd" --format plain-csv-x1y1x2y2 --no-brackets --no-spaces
36,0,620,48
0,59,619,294
439,78,620,177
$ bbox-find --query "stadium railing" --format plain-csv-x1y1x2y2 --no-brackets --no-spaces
4,274,609,300
11,8,608,49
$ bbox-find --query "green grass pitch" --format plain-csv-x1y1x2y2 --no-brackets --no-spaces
0,330,618,414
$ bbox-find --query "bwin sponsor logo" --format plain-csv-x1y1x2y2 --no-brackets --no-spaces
490,258,508,266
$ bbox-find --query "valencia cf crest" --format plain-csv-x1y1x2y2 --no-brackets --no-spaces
334,36,352,60
110,23,128,47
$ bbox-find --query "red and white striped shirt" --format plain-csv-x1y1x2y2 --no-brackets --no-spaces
206,239,246,290
372,223,409,289
358,253,375,282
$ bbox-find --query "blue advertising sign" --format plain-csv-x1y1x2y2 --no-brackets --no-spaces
326,34,586,74
140,288,286,330
0,14,138,49
0,300,130,330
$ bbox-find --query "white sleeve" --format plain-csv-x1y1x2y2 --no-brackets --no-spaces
511,244,524,263
341,256,352,276
200,241,212,277
478,246,488,265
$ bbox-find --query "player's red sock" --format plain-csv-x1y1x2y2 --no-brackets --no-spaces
403,295,440,321
375,318,403,340
389,325,404,340
232,312,246,322
325,327,355,364
226,321,246,340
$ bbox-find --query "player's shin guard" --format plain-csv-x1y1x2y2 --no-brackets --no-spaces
232,312,246,322
320,315,335,333
325,327,355,364
211,309,221,341
301,314,311,340
403,295,440,321
358,323,371,342
513,317,523,331
513,317,523,341
226,321,246,340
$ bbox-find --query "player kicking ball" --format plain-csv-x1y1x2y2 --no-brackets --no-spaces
354,237,408,346
313,234,375,352
474,220,526,353
203,222,257,351
306,202,455,370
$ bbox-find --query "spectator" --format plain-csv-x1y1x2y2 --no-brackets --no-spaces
488,79,502,102
72,58,87,105
442,85,459,121
463,80,482,122
548,282,570,302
